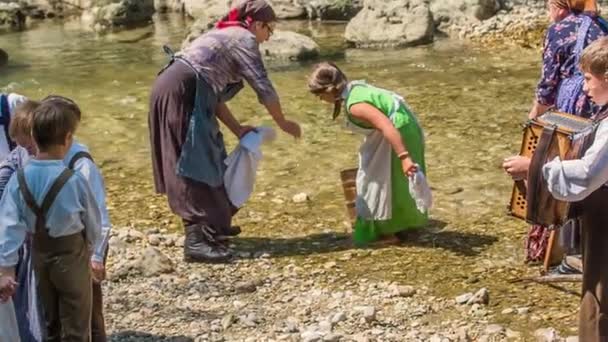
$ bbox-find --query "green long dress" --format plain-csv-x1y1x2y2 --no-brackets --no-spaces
345,84,428,246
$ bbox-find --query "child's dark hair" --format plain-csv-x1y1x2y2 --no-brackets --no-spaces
32,96,81,150
9,100,40,140
308,62,348,95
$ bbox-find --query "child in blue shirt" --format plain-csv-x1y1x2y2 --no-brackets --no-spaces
0,97,101,341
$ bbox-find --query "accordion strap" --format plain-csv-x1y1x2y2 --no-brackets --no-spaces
526,125,556,225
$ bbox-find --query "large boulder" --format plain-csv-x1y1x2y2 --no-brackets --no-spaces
154,0,183,13
271,0,306,18
301,0,362,20
345,0,434,48
0,1,26,29
260,30,319,60
82,0,154,30
183,0,229,20
430,0,499,28
183,0,305,20
182,21,319,61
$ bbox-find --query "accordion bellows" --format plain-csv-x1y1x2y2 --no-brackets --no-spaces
509,111,595,227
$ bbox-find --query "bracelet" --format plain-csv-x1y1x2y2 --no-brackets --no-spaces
398,151,410,160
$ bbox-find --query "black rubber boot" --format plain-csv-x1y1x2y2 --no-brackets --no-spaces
184,224,231,263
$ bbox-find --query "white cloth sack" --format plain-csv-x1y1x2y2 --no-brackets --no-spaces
224,126,276,208
0,299,21,342
408,165,432,214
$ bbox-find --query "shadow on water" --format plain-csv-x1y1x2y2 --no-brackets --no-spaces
232,219,498,259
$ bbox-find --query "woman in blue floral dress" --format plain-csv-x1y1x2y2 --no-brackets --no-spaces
504,0,608,266
529,0,608,119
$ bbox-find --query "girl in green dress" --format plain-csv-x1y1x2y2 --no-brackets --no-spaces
308,62,429,246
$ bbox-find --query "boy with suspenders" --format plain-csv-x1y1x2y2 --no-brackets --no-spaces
0,97,111,341
0,97,102,341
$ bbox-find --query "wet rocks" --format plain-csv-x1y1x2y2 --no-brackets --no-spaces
302,0,363,20
467,288,489,305
0,2,26,29
183,23,319,62
112,246,174,278
83,0,155,31
534,328,562,342
293,192,311,203
455,292,473,304
182,0,228,20
345,0,434,48
260,30,320,61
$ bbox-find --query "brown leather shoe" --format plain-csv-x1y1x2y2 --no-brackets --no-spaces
184,224,231,263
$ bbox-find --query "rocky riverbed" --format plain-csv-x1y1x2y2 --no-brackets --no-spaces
103,227,579,341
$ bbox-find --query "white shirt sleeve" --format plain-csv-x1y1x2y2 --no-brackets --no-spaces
73,158,111,262
76,174,102,253
0,176,29,268
542,119,608,202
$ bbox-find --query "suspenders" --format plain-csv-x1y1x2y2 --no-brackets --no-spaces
17,168,74,234
68,151,93,170
16,151,94,237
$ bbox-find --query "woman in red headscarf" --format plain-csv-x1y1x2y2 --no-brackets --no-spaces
148,0,302,263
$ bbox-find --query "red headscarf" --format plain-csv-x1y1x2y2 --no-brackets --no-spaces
216,0,277,29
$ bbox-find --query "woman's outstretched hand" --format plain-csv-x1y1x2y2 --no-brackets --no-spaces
279,119,302,139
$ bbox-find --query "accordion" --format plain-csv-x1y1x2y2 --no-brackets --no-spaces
508,111,595,227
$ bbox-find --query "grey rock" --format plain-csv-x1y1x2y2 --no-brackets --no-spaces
147,234,161,246
345,0,434,48
534,328,561,342
221,314,235,330
240,313,258,327
318,320,333,333
466,288,489,305
484,324,504,335
431,0,498,25
301,330,323,342
323,333,342,342
235,280,260,294
154,0,183,12
331,311,346,324
455,293,473,304
135,246,174,277
388,284,416,298
324,261,337,269
359,306,376,322
233,300,246,310
260,30,320,61
506,329,522,338
82,0,155,31
292,192,310,203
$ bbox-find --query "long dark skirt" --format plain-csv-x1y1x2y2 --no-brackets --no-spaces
579,187,608,340
149,60,233,231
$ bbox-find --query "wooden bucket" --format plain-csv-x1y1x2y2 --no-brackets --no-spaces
340,168,358,225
